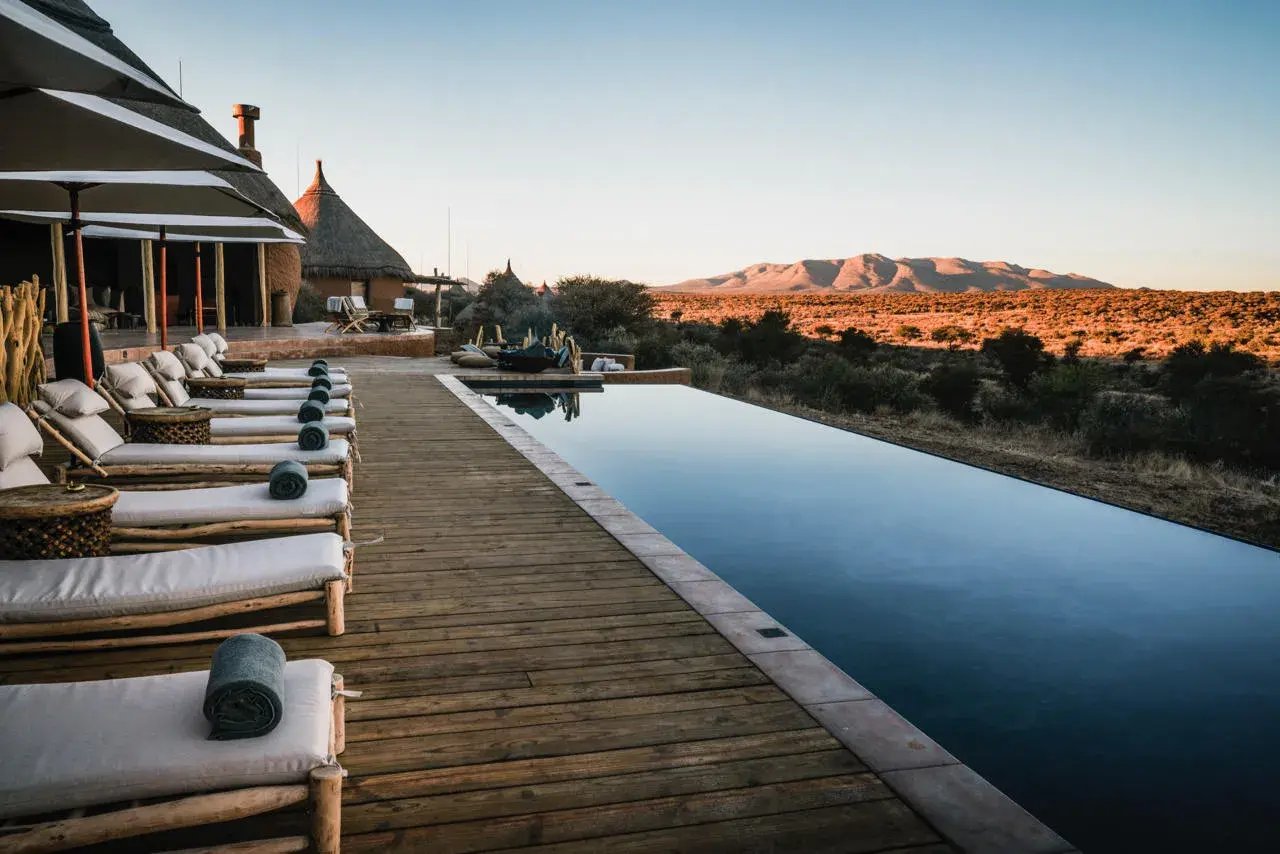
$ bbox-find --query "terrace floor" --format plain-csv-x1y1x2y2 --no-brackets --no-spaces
2,356,955,852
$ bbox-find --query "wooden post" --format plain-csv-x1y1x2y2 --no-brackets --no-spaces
69,187,94,388
159,226,169,348
215,243,227,332
258,243,269,327
50,222,69,322
332,675,347,755
141,239,156,333
194,241,204,334
325,579,345,636
309,766,343,854
434,282,442,328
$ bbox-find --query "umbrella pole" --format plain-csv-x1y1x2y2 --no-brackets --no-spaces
159,226,168,349
194,241,204,334
69,188,94,389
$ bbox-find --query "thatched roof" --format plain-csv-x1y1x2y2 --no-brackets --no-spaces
293,161,413,282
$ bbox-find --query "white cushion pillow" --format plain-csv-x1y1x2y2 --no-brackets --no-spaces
147,350,186,381
37,379,109,417
103,363,157,398
175,343,209,372
0,402,42,470
208,332,230,354
191,334,218,357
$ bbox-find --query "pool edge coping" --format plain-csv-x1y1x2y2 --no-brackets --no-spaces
438,373,1078,854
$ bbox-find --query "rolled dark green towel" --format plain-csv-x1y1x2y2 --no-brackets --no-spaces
298,400,325,423
268,459,308,499
308,387,331,404
203,633,286,740
312,375,333,391
308,363,329,377
312,358,328,368
298,421,330,451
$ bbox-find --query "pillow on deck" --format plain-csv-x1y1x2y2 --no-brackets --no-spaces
104,363,157,398
147,350,186,381
208,332,230,354
457,353,495,368
191,334,218,358
0,402,42,470
38,379,109,417
175,343,212,376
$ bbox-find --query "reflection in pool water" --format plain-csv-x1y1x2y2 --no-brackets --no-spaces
486,385,1280,853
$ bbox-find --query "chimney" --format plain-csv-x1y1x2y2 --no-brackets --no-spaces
232,103,262,167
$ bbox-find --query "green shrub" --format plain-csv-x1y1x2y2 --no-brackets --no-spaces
783,355,922,414
980,328,1052,390
633,324,682,369
504,302,558,341
1161,340,1263,402
720,310,807,366
923,363,981,422
592,325,638,356
291,282,325,323
1029,362,1107,430
552,276,654,341
1180,376,1280,470
896,324,923,341
669,341,727,390
977,381,1037,423
836,327,878,361
1080,391,1185,456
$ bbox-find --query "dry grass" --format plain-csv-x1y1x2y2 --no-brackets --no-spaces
737,387,1280,549
656,289,1280,361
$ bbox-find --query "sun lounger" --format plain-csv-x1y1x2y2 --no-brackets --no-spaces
0,532,350,654
0,660,346,852
195,332,350,376
144,353,354,414
28,381,353,487
178,343,350,388
162,347,355,396
1,402,353,552
100,363,358,445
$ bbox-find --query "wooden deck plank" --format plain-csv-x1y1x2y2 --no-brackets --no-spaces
0,359,949,852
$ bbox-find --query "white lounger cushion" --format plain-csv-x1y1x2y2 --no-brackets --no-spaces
246,384,352,400
0,455,48,489
0,532,346,623
229,367,348,380
190,397,350,415
211,415,355,438
112,479,349,526
99,438,351,467
0,659,334,819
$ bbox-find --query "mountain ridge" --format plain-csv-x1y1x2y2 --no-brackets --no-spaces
664,254,1115,293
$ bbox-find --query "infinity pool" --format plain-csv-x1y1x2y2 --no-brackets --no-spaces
484,385,1280,852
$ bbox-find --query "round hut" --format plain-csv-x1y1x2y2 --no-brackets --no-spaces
293,161,414,313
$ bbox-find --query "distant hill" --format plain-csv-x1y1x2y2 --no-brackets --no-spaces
665,254,1115,293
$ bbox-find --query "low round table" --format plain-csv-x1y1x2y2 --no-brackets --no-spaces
0,483,119,559
219,357,267,373
188,376,246,399
128,406,213,444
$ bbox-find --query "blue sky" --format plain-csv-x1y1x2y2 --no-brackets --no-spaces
96,0,1278,290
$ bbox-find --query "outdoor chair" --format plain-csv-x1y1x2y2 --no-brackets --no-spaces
144,352,354,415
389,296,416,331
100,362,358,446
0,660,347,852
0,533,351,654
334,295,372,335
1,402,352,553
26,380,354,488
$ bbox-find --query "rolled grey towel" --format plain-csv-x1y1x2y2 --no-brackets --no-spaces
298,400,325,423
298,421,330,451
268,459,308,499
312,375,333,391
308,387,331,404
308,363,329,377
203,634,286,740
312,359,328,368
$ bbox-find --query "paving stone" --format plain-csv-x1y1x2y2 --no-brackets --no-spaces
669,579,758,615
807,699,957,772
640,552,719,583
612,532,686,557
707,611,810,654
748,649,872,704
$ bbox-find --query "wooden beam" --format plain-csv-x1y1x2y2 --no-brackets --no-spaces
258,243,269,327
141,240,156,333
49,223,68,323
215,243,227,332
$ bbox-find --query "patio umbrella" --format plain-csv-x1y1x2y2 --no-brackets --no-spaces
0,171,267,382
0,0,187,106
0,89,261,172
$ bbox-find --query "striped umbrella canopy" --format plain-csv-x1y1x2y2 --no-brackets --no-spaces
0,0,186,106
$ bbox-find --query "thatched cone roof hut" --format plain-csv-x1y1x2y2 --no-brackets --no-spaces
292,161,413,312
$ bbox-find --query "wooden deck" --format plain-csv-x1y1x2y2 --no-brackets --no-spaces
2,358,954,853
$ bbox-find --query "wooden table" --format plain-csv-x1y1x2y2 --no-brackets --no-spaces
188,376,246,400
0,483,119,559
127,406,213,444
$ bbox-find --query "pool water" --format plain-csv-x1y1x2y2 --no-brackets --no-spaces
484,385,1280,853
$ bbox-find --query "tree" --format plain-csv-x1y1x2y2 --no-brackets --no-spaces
896,324,923,341
460,266,537,334
931,325,974,351
721,310,807,366
552,276,655,342
836,327,878,361
1161,340,1263,402
922,363,981,422
980,328,1051,390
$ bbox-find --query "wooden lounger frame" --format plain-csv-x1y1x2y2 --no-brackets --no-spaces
0,550,353,655
0,675,349,853
142,362,357,417
112,509,352,554
25,407,356,492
